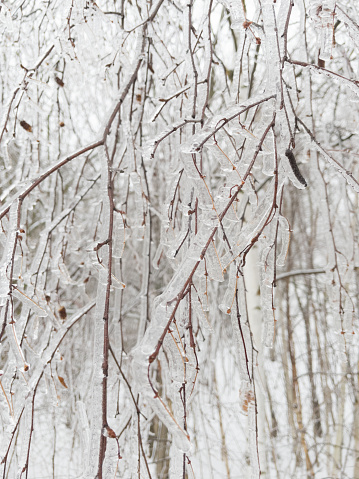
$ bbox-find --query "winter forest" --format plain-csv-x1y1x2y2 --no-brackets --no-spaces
0,0,359,477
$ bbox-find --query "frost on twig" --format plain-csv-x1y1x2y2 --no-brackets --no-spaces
0,0,359,478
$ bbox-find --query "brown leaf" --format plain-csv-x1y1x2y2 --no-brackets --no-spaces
58,306,67,320
20,120,32,133
58,375,68,389
55,77,65,87
105,426,117,438
241,389,254,415
243,20,252,29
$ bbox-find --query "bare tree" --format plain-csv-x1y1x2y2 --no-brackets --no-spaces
0,0,358,477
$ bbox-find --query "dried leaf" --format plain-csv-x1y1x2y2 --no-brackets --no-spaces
20,120,32,132
55,76,65,87
104,426,117,438
58,306,67,320
58,376,68,389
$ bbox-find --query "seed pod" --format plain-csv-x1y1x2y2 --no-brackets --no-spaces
285,149,307,187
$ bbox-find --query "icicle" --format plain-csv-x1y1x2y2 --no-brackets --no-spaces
91,262,125,289
167,229,189,259
235,193,249,223
259,240,276,348
262,2,280,97
84,261,108,477
313,140,359,193
248,403,260,478
336,6,359,51
0,369,14,434
153,243,164,270
201,208,221,228
261,307,276,348
230,282,253,381
169,443,186,478
205,240,224,282
239,380,254,416
133,331,191,455
137,224,151,343
0,89,20,148
184,345,198,396
277,0,291,38
129,171,146,239
230,29,248,99
196,181,216,210
237,274,249,325
308,145,336,272
150,393,191,453
77,400,91,463
32,315,39,340
113,217,126,259
227,0,246,31
185,226,210,261
216,193,239,223
44,363,60,407
6,322,28,372
25,231,48,289
4,138,17,170
276,215,290,267
193,294,213,332
181,94,273,154
16,398,33,479
220,179,278,270
207,143,235,175
0,202,19,299
98,153,111,247
140,308,167,355
309,0,336,60
12,288,48,317
262,151,275,176
164,327,186,384
219,263,237,314
194,267,209,311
